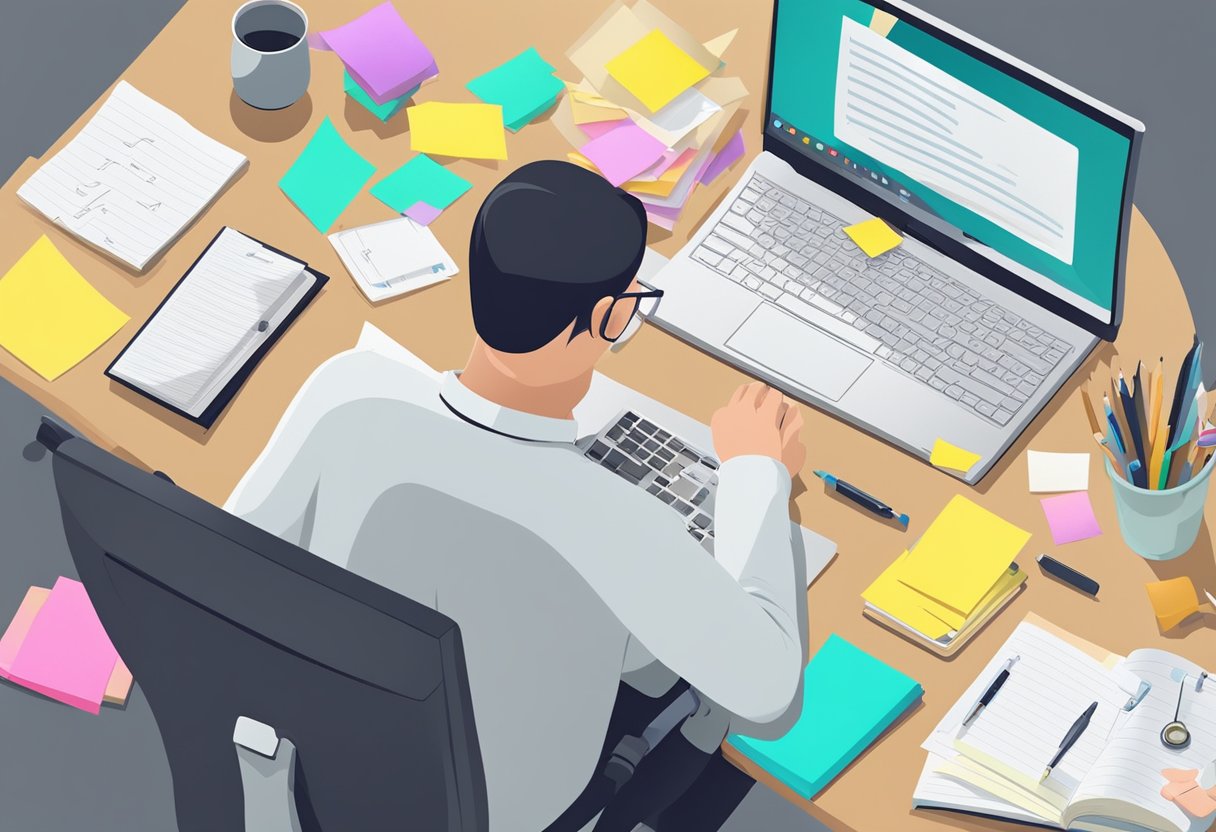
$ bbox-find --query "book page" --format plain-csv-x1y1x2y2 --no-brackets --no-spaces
1068,650,1215,832
108,228,309,418
16,81,246,271
923,622,1136,811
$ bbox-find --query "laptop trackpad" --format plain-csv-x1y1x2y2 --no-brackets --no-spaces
725,304,872,402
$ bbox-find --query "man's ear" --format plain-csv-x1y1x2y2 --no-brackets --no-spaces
587,295,615,341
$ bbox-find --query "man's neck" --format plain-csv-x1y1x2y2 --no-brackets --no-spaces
459,341,591,421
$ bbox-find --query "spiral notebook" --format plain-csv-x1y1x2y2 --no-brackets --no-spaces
106,227,327,427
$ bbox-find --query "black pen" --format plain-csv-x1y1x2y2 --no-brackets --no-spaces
814,470,910,526
962,655,1020,728
1042,701,1098,781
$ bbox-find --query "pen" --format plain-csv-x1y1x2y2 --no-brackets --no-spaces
1042,701,1097,781
814,470,909,526
1036,554,1100,596
962,655,1020,728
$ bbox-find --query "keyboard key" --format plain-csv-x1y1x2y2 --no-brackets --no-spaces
693,247,723,269
607,426,625,441
657,491,676,505
642,439,660,452
587,441,609,460
654,429,671,442
722,212,755,236
618,438,639,455
638,420,657,434
618,458,650,481
673,500,695,516
646,483,663,496
692,513,712,529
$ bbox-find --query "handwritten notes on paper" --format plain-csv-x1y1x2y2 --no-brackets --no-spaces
16,81,247,271
0,236,128,380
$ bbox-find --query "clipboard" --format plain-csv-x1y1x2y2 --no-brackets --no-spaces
105,227,329,429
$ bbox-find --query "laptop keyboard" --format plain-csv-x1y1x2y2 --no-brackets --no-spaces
584,411,719,552
690,173,1074,426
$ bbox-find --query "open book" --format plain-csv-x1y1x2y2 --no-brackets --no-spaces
915,616,1215,832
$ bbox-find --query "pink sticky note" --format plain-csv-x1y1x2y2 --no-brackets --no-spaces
404,200,443,225
0,586,51,675
319,2,437,105
1040,491,1102,545
699,130,746,185
6,577,120,714
580,122,667,187
578,119,630,141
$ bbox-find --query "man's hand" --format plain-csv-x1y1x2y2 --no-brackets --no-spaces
711,382,806,478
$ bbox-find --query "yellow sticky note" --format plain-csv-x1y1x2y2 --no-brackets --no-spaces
0,236,128,381
605,29,710,113
863,553,954,639
897,495,1030,615
568,88,628,124
931,438,982,472
1145,577,1201,631
844,217,903,258
408,102,508,160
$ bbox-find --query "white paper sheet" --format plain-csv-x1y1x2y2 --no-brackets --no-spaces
1028,450,1091,492
17,81,246,271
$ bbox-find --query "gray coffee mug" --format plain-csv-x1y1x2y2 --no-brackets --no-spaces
231,0,310,110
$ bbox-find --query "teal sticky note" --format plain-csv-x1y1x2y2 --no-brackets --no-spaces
279,117,375,233
370,154,472,214
466,47,565,132
344,70,417,122
728,634,922,799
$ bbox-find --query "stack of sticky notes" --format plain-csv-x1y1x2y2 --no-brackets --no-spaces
0,578,132,714
863,495,1030,655
0,235,128,381
314,1,438,116
467,47,564,132
555,0,749,230
728,634,922,798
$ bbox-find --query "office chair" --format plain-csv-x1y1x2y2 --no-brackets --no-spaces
35,417,488,832
36,417,716,832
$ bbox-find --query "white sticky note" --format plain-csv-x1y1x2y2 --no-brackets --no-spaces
1027,450,1090,493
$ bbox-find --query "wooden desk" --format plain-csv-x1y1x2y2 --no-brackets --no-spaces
1,2,1210,830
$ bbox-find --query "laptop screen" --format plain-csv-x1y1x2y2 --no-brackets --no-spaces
766,0,1137,326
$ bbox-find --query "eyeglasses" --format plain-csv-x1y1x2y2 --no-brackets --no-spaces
601,288,665,343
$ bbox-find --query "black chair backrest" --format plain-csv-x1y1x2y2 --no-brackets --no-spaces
38,419,488,832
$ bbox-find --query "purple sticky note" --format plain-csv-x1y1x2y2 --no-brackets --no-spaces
319,2,437,105
578,119,630,141
579,122,667,188
404,200,443,225
699,130,746,186
1040,491,1102,545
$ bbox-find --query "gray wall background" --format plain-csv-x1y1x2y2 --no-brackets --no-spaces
0,2,1211,831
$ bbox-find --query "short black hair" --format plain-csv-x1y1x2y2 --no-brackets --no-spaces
468,160,647,353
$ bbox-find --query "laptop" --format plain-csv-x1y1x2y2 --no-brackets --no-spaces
648,0,1144,484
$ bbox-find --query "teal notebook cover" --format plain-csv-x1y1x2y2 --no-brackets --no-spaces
728,634,923,799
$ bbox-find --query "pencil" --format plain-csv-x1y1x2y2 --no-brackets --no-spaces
1091,431,1121,470
1081,385,1102,436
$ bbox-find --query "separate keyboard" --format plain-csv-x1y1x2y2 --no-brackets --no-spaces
689,172,1074,426
583,411,720,552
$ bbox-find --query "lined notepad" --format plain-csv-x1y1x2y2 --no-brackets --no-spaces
17,81,247,271
108,228,316,420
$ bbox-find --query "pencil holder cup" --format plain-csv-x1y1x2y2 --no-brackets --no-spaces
1105,456,1214,560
